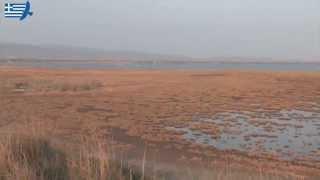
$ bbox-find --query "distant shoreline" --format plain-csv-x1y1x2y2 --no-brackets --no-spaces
1,59,320,71
1,58,320,63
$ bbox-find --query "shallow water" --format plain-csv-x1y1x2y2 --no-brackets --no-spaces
2,60,320,71
167,109,320,161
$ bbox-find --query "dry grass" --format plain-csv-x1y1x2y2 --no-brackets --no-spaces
0,69,319,180
0,136,68,180
2,78,103,93
0,133,313,180
0,134,147,180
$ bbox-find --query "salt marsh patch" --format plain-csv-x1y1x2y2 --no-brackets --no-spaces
167,109,320,162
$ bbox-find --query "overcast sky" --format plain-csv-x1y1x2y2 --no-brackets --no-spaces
1,0,319,60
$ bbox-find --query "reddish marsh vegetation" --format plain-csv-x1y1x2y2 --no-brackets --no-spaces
0,68,320,179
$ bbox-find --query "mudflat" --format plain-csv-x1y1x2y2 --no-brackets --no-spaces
1,68,320,178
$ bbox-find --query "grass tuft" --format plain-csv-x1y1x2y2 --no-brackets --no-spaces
0,135,146,180
0,136,68,180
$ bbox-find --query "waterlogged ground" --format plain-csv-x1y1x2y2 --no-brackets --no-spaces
167,109,320,162
1,68,320,178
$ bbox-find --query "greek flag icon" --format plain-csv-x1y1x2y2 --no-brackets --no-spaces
4,1,33,21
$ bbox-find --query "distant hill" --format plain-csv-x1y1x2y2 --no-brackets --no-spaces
1,43,318,63
0,43,193,61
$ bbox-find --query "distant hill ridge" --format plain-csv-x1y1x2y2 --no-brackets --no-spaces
0,43,318,62
0,43,193,61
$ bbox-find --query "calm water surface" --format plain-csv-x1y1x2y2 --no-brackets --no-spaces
1,60,320,71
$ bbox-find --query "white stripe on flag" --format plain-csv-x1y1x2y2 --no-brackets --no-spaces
10,7,26,10
4,14,21,17
11,5,26,8
5,11,23,14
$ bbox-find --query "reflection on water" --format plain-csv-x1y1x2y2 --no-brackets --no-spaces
167,109,320,161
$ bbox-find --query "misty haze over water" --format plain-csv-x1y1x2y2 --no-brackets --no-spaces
0,43,319,71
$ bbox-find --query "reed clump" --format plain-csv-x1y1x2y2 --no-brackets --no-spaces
0,135,144,180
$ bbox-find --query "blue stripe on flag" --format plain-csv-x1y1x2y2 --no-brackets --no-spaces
5,13,22,15
5,12,23,14
10,3,26,6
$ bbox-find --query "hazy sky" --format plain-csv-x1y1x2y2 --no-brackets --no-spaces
1,0,319,60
